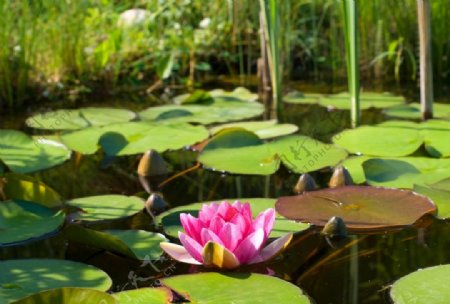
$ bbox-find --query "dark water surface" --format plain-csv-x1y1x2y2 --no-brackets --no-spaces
1,86,450,304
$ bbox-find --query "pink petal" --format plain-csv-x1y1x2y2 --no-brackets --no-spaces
233,228,265,264
218,201,238,221
200,228,224,246
249,233,293,264
180,213,203,242
230,212,250,235
160,242,201,265
208,216,225,235
202,241,240,269
199,203,219,224
179,232,204,263
252,208,275,240
218,222,242,252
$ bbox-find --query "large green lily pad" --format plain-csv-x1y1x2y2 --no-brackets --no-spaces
64,225,167,260
276,186,436,232
1,173,62,208
61,122,208,155
114,288,172,304
0,200,65,246
0,259,112,303
210,120,298,140
384,103,450,120
0,130,71,173
161,272,311,303
139,89,264,125
390,264,450,304
155,198,310,239
332,125,422,157
339,155,371,184
285,91,405,110
26,107,136,131
11,288,116,304
199,132,347,175
363,157,450,189
66,195,144,221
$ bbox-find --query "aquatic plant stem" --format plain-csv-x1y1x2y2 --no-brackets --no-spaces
417,0,434,120
342,0,361,128
158,163,201,189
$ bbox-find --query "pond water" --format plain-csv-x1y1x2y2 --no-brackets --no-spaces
1,84,450,303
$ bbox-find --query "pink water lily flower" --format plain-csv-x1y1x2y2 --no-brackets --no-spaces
160,201,293,269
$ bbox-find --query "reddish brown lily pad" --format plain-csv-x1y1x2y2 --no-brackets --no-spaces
275,186,436,232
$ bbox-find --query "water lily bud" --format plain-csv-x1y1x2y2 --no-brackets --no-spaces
329,166,353,188
293,174,318,194
138,150,168,193
321,216,348,238
145,193,169,216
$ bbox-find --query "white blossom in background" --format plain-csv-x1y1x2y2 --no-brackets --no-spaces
118,9,150,27
199,17,211,29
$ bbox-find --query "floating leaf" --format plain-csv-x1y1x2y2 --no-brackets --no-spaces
114,287,172,304
61,122,208,155
285,91,404,110
276,186,436,232
413,184,450,219
0,130,71,173
155,198,310,239
332,126,422,157
0,259,112,303
339,156,371,184
199,133,347,175
209,87,258,101
26,107,136,131
11,288,116,304
385,103,450,120
1,173,62,208
0,200,65,246
161,272,311,303
390,264,450,304
363,157,450,189
210,120,298,139
66,195,143,221
64,225,167,260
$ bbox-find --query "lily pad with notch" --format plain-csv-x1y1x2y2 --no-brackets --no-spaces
155,198,310,239
113,287,172,304
26,107,136,131
210,120,298,140
0,200,65,246
66,195,144,222
276,186,436,233
0,130,71,174
413,178,450,219
11,288,116,304
0,259,112,303
161,272,311,303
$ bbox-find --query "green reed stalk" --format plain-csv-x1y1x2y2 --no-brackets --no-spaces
259,0,282,120
342,0,360,128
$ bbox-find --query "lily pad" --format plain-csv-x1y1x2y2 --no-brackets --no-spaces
11,288,116,304
1,173,62,208
0,259,112,303
384,103,450,120
390,264,450,304
26,107,136,131
283,92,323,105
114,287,172,304
139,89,264,125
161,272,311,303
339,156,371,184
413,184,450,219
0,200,65,246
285,91,405,110
210,120,298,139
155,198,310,239
66,195,144,221
64,225,167,260
276,186,436,232
363,157,450,189
209,87,258,101
61,122,208,155
199,133,347,175
332,126,422,157
0,130,71,173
